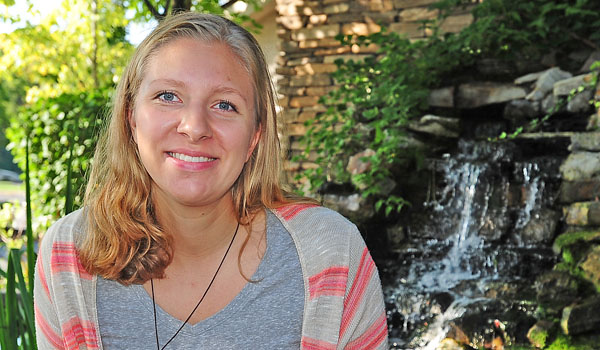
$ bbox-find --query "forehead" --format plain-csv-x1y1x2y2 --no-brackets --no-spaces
142,38,254,98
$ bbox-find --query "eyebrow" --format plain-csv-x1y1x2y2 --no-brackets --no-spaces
147,79,187,89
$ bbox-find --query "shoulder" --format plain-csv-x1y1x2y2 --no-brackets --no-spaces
272,203,360,239
270,203,367,269
38,209,87,258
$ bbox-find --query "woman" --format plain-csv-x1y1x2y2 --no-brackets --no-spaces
34,12,388,349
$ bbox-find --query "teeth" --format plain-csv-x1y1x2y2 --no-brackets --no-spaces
169,152,215,163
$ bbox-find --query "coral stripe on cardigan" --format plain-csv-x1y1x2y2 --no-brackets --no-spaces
34,205,388,349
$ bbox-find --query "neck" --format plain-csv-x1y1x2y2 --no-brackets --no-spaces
153,192,240,261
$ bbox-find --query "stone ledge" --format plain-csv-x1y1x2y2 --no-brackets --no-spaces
399,7,439,21
560,151,600,181
390,21,431,38
299,38,341,49
295,63,338,75
291,24,340,41
560,180,600,203
290,95,321,108
456,82,527,108
393,0,439,9
290,74,332,87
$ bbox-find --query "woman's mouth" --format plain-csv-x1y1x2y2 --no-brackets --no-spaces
167,152,216,163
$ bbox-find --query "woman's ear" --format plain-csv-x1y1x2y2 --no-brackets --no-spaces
128,109,137,144
246,126,261,162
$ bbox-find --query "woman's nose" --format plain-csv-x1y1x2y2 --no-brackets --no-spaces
176,106,212,142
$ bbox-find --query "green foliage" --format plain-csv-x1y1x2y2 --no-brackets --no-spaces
547,333,598,350
6,89,109,226
0,180,36,349
296,0,600,215
296,29,467,214
435,0,600,61
553,231,600,253
125,0,264,31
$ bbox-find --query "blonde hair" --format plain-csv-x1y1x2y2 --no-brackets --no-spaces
80,12,292,285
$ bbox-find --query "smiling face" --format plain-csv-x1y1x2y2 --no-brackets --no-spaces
130,38,260,211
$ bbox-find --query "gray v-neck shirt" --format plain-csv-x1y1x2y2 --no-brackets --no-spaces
96,211,304,349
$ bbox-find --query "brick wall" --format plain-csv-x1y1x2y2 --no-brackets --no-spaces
274,0,473,185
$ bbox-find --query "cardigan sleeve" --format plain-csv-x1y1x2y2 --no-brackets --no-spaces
33,209,100,350
337,229,388,350
34,222,66,349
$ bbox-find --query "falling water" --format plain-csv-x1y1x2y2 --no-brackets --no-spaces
384,140,561,349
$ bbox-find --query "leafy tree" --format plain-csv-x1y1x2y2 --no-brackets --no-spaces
124,0,264,30
1,0,133,225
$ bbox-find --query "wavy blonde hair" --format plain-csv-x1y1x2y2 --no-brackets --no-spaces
80,12,293,285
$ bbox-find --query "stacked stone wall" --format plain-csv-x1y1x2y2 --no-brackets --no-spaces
274,0,473,182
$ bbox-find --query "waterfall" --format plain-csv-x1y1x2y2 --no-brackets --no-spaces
385,140,561,349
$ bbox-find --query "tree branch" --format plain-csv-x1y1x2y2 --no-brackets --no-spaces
143,0,166,20
164,0,172,16
569,31,600,51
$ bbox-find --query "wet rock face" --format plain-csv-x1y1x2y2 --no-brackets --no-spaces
561,295,600,336
323,52,600,348
383,137,564,347
535,271,579,314
580,245,600,290
520,208,560,244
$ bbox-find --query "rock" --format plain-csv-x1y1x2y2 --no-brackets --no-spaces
560,151,600,181
559,179,600,203
563,202,591,226
386,223,406,252
376,176,397,196
579,50,600,72
457,82,527,108
586,111,600,131
570,132,600,151
552,230,600,255
346,149,376,175
436,338,463,350
569,50,592,65
580,245,600,290
476,58,514,76
323,193,375,223
503,99,540,124
535,271,579,313
429,86,454,108
561,295,600,335
526,320,554,349
520,208,560,244
514,71,545,85
541,93,557,114
526,67,573,101
408,114,460,138
553,73,594,96
566,89,593,113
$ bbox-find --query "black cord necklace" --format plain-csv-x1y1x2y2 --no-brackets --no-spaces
151,222,240,350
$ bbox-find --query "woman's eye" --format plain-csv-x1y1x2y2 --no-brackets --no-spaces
214,101,237,112
157,92,181,103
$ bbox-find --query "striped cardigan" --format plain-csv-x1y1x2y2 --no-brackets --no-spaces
34,204,388,349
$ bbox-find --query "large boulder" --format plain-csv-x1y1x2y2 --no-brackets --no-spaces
570,132,600,151
457,82,526,108
408,114,460,138
525,67,573,101
519,208,560,244
580,245,600,290
560,152,600,181
535,271,579,314
561,295,600,335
